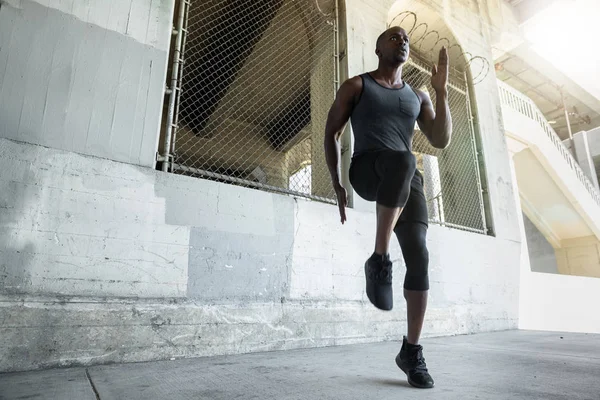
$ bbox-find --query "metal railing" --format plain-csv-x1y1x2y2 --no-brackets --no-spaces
497,79,600,207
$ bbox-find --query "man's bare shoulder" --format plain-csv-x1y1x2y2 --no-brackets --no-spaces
412,87,432,106
341,75,363,93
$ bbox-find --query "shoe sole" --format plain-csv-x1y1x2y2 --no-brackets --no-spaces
395,355,435,389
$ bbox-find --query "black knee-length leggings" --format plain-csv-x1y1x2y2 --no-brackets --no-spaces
350,150,430,291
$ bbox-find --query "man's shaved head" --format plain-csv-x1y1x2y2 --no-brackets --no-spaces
376,26,409,51
375,26,410,65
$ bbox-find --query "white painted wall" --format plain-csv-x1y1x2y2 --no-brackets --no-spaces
523,213,559,274
0,137,521,371
509,137,600,335
0,0,526,372
501,92,600,242
520,271,600,334
0,0,174,167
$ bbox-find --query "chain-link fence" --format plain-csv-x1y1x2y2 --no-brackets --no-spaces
404,57,487,233
166,0,338,203
162,1,487,233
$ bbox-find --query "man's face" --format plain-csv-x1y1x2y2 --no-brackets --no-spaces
376,27,410,64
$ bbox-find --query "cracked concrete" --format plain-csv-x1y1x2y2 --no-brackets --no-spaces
1,331,599,400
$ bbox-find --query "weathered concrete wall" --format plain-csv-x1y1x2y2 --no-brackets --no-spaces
0,0,523,373
0,138,520,372
0,0,173,167
0,139,189,298
522,214,559,274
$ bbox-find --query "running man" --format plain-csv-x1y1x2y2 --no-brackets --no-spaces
323,26,452,389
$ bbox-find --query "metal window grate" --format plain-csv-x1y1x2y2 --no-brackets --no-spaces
165,0,339,203
404,56,487,233
162,1,488,234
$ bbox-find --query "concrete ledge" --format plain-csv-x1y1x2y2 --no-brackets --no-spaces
0,295,515,373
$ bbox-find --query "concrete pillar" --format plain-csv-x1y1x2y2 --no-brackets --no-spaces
342,0,385,213
587,127,600,157
310,23,336,199
588,127,600,187
422,154,444,223
563,131,600,191
504,151,537,330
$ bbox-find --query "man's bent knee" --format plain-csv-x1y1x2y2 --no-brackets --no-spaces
402,242,429,291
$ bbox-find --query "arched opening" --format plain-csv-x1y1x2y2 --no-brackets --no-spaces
384,1,489,233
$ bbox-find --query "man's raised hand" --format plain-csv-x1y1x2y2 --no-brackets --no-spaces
431,46,449,93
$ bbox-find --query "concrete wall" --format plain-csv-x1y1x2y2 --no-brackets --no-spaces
522,214,558,274
585,127,600,182
588,127,600,156
0,0,524,373
556,236,600,278
0,137,520,372
511,129,600,335
0,0,173,168
520,271,600,334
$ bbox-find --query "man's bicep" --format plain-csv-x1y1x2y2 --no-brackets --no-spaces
416,93,435,138
326,79,360,138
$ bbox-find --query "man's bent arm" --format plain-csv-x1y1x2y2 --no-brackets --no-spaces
324,77,361,186
416,89,452,149
431,88,452,148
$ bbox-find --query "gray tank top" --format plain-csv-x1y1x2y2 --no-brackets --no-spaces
350,73,422,156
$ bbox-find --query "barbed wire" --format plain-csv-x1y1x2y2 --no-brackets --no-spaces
388,11,491,84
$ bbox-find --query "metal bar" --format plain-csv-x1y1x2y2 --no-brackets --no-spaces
561,89,578,163
169,0,191,170
171,163,337,204
333,0,340,93
161,0,187,173
465,81,488,233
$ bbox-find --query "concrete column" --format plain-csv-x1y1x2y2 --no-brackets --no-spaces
422,154,444,223
310,23,337,198
563,131,600,191
575,130,600,190
342,0,385,213
588,127,600,187
587,127,600,157
507,152,534,330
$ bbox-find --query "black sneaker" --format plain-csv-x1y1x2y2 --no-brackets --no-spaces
364,253,393,311
395,336,435,389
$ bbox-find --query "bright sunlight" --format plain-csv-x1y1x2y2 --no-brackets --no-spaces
523,0,600,94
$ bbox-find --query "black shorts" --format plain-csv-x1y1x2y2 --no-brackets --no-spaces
349,150,428,226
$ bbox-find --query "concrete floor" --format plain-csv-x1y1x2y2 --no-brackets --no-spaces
1,330,600,400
